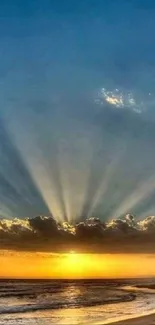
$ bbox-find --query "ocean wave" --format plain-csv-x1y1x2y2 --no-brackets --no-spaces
121,284,155,295
0,293,136,314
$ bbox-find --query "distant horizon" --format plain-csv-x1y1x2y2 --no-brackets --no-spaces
0,276,153,280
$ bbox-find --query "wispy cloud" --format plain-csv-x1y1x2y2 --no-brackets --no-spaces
95,87,144,114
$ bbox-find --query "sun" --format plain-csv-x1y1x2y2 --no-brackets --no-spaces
59,252,94,278
53,253,112,279
67,251,80,264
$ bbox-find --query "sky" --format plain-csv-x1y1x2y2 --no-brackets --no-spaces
1,251,155,279
2,1,155,276
1,0,155,277
1,0,155,221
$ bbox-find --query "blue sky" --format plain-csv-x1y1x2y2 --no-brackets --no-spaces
0,0,155,221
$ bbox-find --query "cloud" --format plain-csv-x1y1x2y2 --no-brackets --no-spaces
95,87,144,114
138,216,155,231
0,215,155,253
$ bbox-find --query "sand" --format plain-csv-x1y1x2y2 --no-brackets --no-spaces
111,313,155,325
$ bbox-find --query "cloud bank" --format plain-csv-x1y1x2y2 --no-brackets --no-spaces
1,215,155,253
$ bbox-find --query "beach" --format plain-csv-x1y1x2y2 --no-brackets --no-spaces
112,313,155,325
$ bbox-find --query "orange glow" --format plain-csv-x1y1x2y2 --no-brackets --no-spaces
0,251,155,279
59,252,98,278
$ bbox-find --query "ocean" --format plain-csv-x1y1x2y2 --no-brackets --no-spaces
0,279,155,324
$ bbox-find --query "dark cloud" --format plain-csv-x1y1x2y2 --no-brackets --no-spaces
0,215,155,253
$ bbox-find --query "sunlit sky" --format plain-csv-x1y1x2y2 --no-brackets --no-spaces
1,0,155,277
1,251,155,279
0,0,155,221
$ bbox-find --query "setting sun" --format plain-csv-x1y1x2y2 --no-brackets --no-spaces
62,252,92,277
67,251,79,264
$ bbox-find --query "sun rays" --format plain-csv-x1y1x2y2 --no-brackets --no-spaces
0,104,155,224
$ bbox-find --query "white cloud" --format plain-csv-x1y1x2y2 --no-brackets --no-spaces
95,87,144,114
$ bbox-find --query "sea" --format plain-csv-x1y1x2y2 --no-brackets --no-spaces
0,278,155,324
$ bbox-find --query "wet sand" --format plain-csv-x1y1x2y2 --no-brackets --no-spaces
111,313,155,325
